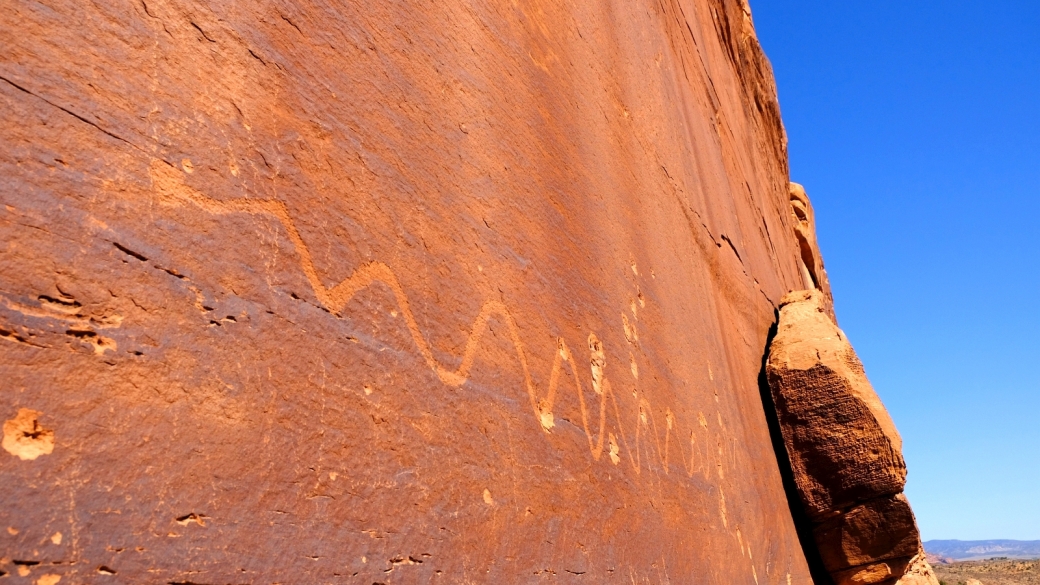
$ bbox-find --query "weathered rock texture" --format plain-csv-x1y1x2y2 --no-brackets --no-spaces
767,289,937,585
788,182,834,319
0,0,923,582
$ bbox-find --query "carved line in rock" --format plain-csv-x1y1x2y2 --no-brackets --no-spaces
148,160,713,478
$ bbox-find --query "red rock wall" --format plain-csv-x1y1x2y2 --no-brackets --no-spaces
2,0,813,581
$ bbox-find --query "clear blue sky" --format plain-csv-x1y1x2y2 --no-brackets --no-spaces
750,1,1040,541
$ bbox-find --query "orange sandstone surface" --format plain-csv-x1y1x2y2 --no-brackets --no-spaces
1,0,927,582
767,290,937,585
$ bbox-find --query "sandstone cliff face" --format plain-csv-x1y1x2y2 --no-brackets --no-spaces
1,0,882,582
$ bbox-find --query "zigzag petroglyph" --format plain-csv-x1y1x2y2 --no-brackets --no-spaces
148,159,714,478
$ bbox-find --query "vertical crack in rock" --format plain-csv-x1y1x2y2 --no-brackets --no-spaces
759,316,836,585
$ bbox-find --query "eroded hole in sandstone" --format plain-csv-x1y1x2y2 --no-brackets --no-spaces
209,315,238,327
1,327,31,344
112,242,148,262
174,513,208,527
791,199,809,222
2,409,55,460
66,328,96,339
160,266,188,280
38,295,81,313
97,566,116,575
386,555,424,571
65,329,117,355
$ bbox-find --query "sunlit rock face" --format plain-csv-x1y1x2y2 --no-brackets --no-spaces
1,0,927,582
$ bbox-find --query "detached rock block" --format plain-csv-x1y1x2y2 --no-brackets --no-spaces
767,289,906,519
766,289,937,585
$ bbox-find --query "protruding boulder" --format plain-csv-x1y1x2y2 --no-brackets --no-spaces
767,289,906,518
767,289,938,585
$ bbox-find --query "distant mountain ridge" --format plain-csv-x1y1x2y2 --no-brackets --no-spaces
925,540,1040,561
